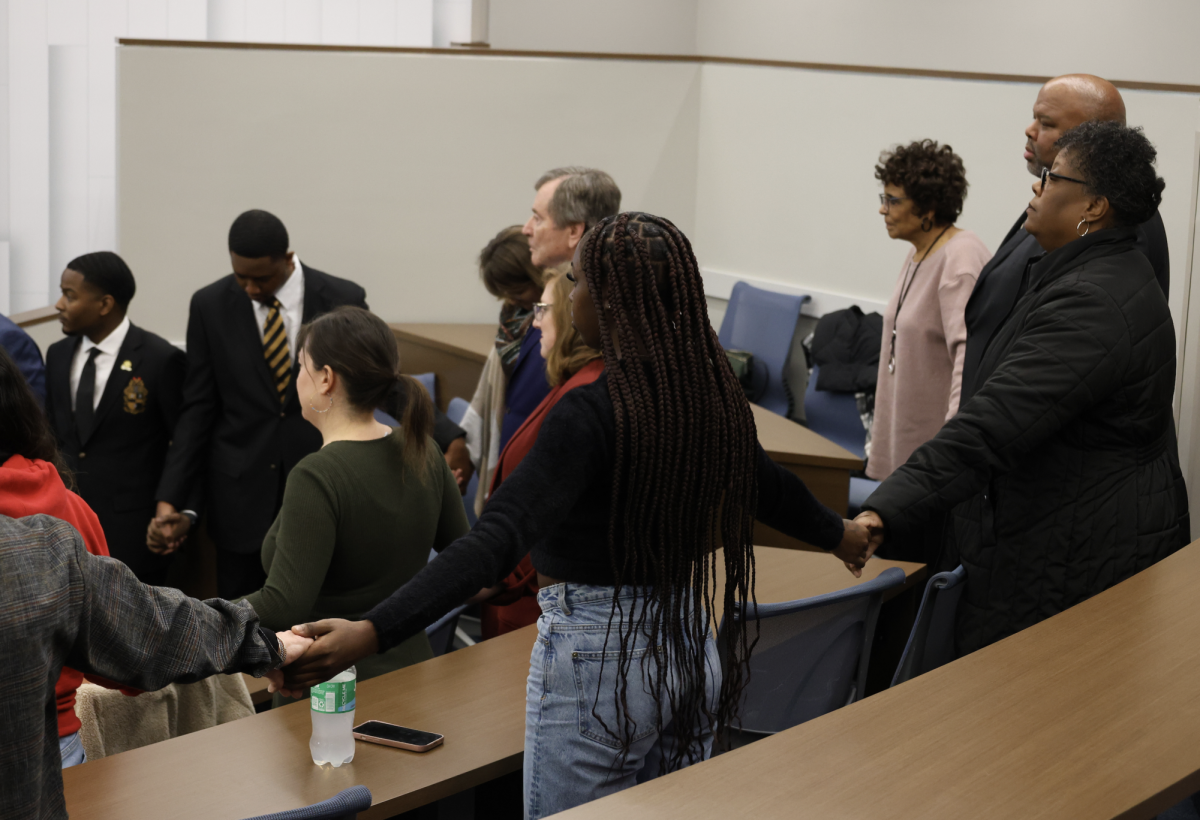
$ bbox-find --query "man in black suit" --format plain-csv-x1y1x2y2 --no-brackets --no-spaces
960,73,1170,404
45,251,188,585
152,210,466,598
151,210,369,598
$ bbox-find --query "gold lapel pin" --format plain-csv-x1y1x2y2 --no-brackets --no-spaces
120,360,133,371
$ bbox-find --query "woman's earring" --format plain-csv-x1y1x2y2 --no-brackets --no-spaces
310,394,334,413
1076,219,1090,237
920,217,933,232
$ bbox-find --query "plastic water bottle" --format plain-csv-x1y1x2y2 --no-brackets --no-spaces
309,666,356,767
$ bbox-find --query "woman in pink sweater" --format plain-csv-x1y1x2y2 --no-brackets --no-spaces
868,140,990,484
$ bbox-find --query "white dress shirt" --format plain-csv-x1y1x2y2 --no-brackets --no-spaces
250,256,305,368
70,315,132,412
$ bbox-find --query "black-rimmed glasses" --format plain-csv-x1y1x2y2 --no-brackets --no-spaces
532,302,552,321
879,193,910,212
1040,167,1088,193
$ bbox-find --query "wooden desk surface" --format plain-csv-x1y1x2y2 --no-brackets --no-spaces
750,403,861,470
63,549,922,820
554,541,1200,820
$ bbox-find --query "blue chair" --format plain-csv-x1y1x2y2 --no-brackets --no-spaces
410,371,437,404
446,397,479,526
446,397,469,426
890,565,967,687
425,549,467,656
804,363,878,515
240,785,372,820
717,281,809,418
716,567,907,747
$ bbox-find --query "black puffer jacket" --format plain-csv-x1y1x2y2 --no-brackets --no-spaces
864,227,1190,655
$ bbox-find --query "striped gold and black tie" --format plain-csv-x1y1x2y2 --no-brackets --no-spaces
262,299,291,402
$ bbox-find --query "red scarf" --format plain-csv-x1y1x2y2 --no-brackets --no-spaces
480,359,605,638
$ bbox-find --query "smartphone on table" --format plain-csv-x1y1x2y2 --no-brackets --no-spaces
352,720,444,752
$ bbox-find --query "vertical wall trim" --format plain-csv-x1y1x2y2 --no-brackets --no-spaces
8,0,51,311
49,45,90,278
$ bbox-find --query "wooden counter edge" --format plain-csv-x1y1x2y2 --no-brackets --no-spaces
390,324,490,364
759,445,862,471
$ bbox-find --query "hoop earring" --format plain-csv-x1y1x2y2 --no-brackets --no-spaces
1076,219,1090,237
920,217,933,232
310,394,334,413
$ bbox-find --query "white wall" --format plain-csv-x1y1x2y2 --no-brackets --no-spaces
691,63,1200,334
117,46,700,340
489,0,696,54
1,0,437,317
697,0,1200,88
11,2,1200,319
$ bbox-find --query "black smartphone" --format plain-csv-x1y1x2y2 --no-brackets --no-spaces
351,720,444,752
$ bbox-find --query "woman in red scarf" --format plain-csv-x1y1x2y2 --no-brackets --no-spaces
477,268,603,638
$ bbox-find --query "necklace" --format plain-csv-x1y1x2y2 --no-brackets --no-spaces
888,225,952,374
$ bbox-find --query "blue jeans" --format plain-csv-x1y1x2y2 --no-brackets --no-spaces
59,731,86,768
523,584,719,820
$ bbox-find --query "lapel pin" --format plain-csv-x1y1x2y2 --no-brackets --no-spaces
120,360,133,371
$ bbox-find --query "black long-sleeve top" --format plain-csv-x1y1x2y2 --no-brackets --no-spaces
365,373,845,651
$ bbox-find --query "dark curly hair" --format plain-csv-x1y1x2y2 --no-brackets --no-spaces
874,139,968,226
1055,121,1164,227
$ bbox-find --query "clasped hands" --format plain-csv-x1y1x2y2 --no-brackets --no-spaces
146,501,192,555
264,619,381,698
832,511,886,577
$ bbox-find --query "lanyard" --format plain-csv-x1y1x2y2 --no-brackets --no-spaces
888,225,952,374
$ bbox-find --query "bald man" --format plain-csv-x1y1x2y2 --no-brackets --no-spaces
959,74,1170,404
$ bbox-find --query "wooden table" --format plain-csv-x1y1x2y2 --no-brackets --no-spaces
553,541,1200,820
389,322,864,536
63,549,923,820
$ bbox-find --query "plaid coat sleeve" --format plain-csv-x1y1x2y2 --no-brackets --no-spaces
59,520,282,688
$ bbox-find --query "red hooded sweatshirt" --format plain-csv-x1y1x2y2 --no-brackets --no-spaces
0,454,137,737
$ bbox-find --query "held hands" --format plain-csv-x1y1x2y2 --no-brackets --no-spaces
444,438,475,496
854,510,885,553
147,501,192,555
846,510,886,575
833,519,872,577
268,619,381,699
263,630,315,694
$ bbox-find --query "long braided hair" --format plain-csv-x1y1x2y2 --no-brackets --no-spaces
581,212,758,771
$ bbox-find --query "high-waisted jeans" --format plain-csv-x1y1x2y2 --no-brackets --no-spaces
523,583,720,820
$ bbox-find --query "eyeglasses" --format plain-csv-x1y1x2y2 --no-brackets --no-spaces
1040,167,1088,193
532,302,552,321
879,193,910,212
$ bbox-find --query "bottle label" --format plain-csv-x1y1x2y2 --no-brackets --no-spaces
310,678,356,713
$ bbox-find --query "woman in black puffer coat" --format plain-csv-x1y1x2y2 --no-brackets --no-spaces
858,121,1190,656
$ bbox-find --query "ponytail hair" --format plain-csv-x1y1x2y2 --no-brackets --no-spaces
393,373,434,477
296,306,434,479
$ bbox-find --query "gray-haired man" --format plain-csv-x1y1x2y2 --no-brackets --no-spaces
522,167,621,267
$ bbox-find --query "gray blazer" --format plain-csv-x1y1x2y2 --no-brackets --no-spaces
0,514,280,820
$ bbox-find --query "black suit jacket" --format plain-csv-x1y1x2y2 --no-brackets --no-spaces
156,266,369,553
46,324,188,576
959,209,1169,404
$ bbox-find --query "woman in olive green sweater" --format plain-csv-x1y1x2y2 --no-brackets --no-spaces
241,307,469,685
